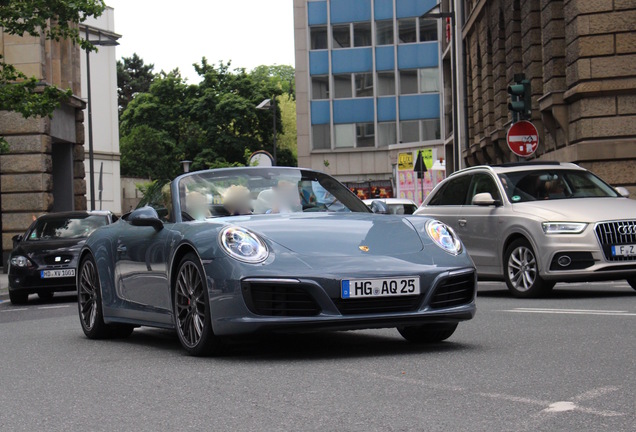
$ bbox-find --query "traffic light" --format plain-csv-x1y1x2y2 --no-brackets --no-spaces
507,74,531,121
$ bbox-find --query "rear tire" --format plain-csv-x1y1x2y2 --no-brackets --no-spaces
174,253,224,356
9,290,28,305
504,238,555,298
398,323,458,343
77,254,134,339
627,278,636,291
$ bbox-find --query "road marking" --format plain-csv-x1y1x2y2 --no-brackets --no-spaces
338,368,627,418
37,305,71,310
1,308,28,312
501,308,636,317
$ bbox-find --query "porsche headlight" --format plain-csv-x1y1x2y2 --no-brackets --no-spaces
542,222,587,234
10,255,32,268
220,227,269,263
426,220,463,255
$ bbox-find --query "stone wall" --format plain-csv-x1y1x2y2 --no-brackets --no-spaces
461,0,636,194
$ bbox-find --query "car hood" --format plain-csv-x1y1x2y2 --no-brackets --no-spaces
15,238,86,257
228,213,424,256
512,197,636,222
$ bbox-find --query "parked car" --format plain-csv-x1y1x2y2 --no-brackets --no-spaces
77,167,476,356
415,162,636,297
8,211,115,305
363,198,418,215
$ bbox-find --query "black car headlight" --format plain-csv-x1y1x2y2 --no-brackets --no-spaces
220,227,269,263
10,255,33,268
425,220,463,255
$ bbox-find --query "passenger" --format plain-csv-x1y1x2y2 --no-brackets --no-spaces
186,190,211,220
223,185,253,216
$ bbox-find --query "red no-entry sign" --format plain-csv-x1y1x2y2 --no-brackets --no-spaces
507,120,539,157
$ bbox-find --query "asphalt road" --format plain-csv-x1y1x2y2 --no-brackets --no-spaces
0,281,634,431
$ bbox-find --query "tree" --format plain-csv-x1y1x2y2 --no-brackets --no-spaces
120,60,288,180
0,0,106,151
117,53,155,115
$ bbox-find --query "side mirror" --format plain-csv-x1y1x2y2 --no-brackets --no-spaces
615,186,630,198
370,200,389,214
472,192,501,206
12,234,22,248
129,206,164,231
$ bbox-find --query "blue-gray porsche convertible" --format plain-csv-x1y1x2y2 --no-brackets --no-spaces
77,167,476,355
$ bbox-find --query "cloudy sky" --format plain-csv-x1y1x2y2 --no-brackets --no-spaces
105,0,295,82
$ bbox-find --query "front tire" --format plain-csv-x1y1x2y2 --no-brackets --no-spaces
9,290,28,305
627,277,636,291
77,255,134,339
398,323,458,343
174,253,223,356
504,239,555,298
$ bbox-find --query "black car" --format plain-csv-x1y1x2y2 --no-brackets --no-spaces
8,211,114,305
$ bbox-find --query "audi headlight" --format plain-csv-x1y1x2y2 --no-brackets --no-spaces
219,227,269,263
426,220,463,255
10,255,32,268
542,222,587,234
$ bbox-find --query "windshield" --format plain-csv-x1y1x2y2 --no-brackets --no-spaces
498,169,620,203
28,215,108,240
176,168,370,220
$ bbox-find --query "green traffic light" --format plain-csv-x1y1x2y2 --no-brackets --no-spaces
507,79,532,119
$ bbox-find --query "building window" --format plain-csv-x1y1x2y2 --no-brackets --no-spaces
334,124,355,148
401,121,420,143
419,67,439,93
377,71,395,96
398,18,417,43
421,119,441,140
354,73,373,97
378,122,396,147
376,20,394,45
356,122,375,147
332,24,351,48
419,18,438,41
333,74,352,98
312,124,331,150
353,22,372,47
310,26,328,50
399,70,418,94
311,76,330,100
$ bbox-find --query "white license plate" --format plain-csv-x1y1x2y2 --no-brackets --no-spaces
40,269,75,279
611,244,636,257
341,277,420,299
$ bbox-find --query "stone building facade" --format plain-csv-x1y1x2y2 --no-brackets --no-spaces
0,28,87,266
460,0,636,194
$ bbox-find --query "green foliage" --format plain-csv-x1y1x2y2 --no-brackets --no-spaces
0,0,106,152
120,59,296,180
136,179,169,208
117,53,156,115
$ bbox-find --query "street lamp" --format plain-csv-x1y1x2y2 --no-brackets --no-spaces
256,97,277,166
421,3,459,173
84,26,119,210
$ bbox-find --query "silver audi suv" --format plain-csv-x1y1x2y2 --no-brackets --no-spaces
415,162,636,297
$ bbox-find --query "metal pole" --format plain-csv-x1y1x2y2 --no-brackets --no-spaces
85,27,96,211
450,11,460,173
272,96,277,166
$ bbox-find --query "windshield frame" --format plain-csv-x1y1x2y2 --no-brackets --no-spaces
170,167,371,222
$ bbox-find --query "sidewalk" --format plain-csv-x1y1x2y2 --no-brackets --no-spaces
0,272,8,300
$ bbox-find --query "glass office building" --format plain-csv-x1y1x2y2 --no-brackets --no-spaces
294,0,446,201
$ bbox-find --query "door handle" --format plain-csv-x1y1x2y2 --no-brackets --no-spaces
458,219,467,227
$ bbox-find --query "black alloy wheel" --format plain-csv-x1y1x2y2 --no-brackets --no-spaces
9,290,28,305
77,255,134,339
174,253,223,356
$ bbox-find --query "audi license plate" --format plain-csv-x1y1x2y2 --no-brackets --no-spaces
611,244,636,257
41,269,75,279
341,277,420,299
